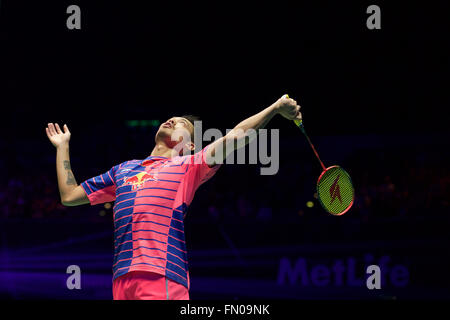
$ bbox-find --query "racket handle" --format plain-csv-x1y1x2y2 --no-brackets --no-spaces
293,118,306,135
284,94,305,133
294,119,303,127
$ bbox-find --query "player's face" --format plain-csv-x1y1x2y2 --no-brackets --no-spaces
157,117,194,144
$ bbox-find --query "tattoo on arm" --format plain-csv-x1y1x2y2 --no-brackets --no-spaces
66,171,77,185
64,161,76,185
63,160,71,170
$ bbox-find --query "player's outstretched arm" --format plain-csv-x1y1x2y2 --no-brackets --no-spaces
205,95,302,166
46,123,89,206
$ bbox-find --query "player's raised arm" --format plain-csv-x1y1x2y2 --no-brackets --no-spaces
46,123,89,206
205,95,302,166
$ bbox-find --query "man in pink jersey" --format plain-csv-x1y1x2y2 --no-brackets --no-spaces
46,95,301,300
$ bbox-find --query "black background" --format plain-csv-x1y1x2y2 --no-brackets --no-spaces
0,0,449,302
1,1,448,134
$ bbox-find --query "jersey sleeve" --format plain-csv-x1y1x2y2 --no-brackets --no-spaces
81,165,118,206
186,144,222,187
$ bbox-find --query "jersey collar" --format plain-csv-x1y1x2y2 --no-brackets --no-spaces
142,155,168,166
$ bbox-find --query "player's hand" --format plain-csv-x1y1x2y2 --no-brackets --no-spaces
46,123,71,148
275,94,302,121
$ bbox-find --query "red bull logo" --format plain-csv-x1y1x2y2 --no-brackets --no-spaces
124,171,158,190
329,174,342,204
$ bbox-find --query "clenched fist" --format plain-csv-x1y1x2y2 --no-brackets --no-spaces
275,94,302,121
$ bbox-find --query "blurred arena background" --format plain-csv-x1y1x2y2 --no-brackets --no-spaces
0,1,449,299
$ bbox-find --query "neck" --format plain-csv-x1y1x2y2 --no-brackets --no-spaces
150,142,175,158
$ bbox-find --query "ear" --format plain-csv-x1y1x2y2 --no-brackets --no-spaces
186,141,195,152
179,141,195,156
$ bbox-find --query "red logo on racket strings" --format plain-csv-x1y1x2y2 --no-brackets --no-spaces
329,175,343,204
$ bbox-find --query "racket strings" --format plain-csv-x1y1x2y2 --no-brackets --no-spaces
317,167,354,215
293,118,354,215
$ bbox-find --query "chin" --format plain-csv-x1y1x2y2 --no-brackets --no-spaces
156,127,172,138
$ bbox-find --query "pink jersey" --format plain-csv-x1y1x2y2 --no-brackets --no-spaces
81,146,220,288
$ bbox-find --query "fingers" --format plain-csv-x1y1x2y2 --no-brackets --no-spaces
287,110,296,120
288,98,298,107
47,123,69,135
48,123,56,135
280,94,299,106
278,94,302,120
291,104,300,113
289,104,302,120
55,123,62,134
63,124,70,134
294,104,302,119
45,127,52,139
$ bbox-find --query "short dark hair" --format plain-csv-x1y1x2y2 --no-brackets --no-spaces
181,114,200,142
181,114,200,127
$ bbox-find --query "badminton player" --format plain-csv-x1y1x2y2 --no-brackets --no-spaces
45,95,301,300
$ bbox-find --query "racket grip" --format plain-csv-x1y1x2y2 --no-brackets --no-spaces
284,94,305,131
293,118,305,133
284,94,304,129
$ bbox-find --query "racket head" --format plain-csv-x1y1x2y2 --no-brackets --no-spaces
316,165,354,216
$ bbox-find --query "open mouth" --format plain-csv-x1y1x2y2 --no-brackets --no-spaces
163,122,172,128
